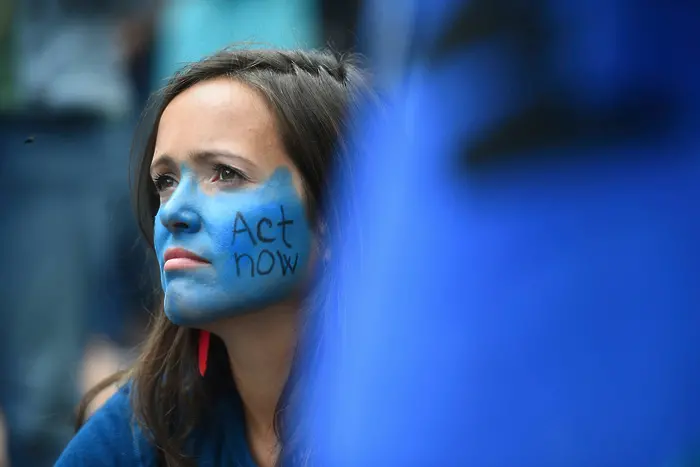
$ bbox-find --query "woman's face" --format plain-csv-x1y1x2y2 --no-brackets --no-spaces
151,78,313,326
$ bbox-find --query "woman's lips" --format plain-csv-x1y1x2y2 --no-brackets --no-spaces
163,247,211,271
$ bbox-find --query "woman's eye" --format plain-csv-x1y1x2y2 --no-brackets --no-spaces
212,164,247,184
153,174,177,192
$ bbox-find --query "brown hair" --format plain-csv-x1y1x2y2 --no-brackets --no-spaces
76,47,372,467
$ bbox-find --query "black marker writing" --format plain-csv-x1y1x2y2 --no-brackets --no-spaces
277,251,298,275
232,206,299,277
256,249,276,275
256,218,275,243
232,206,294,247
277,206,293,248
234,252,255,277
234,250,300,277
233,212,257,245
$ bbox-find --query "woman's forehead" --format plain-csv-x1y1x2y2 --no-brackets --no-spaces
153,78,286,171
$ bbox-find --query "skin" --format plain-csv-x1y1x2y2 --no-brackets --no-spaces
151,78,314,467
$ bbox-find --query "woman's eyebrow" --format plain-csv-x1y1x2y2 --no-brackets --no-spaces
188,149,255,169
150,154,176,174
150,150,259,175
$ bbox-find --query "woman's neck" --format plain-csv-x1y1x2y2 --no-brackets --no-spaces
214,301,299,467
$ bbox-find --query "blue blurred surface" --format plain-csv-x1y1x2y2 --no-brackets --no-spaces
312,1,700,466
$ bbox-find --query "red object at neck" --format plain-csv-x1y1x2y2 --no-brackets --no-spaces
199,330,210,377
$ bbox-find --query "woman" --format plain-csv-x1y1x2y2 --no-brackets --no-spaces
56,47,370,467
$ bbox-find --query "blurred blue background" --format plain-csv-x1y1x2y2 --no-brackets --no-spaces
312,1,700,467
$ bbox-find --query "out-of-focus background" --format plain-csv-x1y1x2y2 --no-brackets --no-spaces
0,1,369,465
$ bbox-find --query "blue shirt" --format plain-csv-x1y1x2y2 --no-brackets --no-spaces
56,385,258,467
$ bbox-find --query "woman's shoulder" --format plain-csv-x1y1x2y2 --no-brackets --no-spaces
55,383,157,467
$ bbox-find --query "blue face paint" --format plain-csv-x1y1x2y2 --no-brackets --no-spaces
154,166,313,326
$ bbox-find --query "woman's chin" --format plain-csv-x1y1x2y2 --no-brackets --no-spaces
162,292,273,327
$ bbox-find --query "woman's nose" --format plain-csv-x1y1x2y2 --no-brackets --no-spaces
160,207,202,234
158,187,203,234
